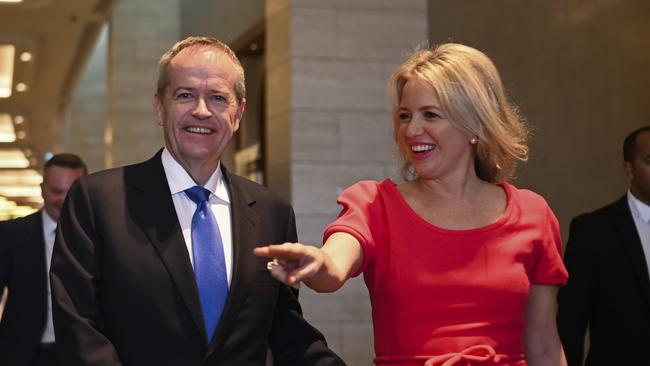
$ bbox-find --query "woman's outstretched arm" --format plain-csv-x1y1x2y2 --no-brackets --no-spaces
253,232,363,293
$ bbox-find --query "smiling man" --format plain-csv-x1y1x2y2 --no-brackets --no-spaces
50,37,344,366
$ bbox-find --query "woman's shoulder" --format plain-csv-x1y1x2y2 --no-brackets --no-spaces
502,182,554,215
339,179,395,201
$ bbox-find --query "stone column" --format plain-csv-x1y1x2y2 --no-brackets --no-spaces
107,0,180,167
63,26,108,173
266,1,427,363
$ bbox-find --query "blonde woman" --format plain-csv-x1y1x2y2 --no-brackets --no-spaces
255,43,568,366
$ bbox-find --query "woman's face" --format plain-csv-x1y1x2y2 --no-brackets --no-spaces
396,79,474,180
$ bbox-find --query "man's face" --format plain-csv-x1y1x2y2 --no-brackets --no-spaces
626,131,650,205
154,47,246,175
41,166,85,221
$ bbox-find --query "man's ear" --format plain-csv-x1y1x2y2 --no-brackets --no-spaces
154,93,164,126
234,98,247,131
624,161,634,180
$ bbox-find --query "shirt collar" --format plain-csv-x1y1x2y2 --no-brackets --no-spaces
41,209,57,233
161,148,230,204
628,190,650,223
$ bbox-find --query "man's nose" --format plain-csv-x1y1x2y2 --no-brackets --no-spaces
192,98,212,118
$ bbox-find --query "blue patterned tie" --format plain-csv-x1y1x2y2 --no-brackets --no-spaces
185,186,228,342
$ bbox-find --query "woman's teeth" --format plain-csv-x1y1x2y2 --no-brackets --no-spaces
412,144,435,153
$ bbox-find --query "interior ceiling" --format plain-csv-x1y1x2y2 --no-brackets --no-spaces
0,0,118,169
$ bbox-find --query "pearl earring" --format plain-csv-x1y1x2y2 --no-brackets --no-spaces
470,137,478,145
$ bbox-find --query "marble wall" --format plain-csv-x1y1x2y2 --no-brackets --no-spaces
266,1,428,364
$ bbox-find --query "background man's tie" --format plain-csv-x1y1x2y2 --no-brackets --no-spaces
185,186,228,342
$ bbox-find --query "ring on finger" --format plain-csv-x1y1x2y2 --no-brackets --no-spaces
266,259,279,271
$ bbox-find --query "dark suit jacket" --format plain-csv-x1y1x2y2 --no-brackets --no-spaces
557,195,650,366
50,151,344,366
0,211,50,366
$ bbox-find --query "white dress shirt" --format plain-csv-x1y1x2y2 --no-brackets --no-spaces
626,191,650,278
41,209,57,343
161,148,233,285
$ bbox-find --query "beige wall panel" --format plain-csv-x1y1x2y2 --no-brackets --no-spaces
108,0,180,167
292,110,340,162
292,58,385,109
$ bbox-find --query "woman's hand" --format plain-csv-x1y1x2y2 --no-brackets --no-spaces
253,232,363,293
254,243,326,288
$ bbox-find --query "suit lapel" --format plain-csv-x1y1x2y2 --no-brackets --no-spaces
613,196,650,307
126,151,207,342
206,168,261,357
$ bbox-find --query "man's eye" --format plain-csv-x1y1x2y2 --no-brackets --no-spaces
176,92,193,100
211,95,227,102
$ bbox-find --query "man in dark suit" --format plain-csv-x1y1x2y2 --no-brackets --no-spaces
50,36,344,366
558,125,650,366
0,153,87,366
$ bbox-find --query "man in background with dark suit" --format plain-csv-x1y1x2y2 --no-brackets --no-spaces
558,125,650,366
51,36,344,366
0,153,87,366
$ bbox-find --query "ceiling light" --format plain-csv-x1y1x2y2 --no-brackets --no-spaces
16,130,26,139
0,45,15,98
26,196,43,204
0,113,16,142
0,185,41,197
14,115,24,124
15,82,27,92
19,52,32,62
0,169,42,185
0,148,29,168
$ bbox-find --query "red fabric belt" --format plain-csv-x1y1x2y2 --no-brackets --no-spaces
375,345,525,366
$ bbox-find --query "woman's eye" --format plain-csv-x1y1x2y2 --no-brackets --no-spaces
423,111,440,120
398,112,411,121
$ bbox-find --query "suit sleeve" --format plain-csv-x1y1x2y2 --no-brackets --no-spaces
557,215,595,366
269,206,346,366
50,179,123,366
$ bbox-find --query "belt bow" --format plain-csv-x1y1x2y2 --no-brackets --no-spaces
424,344,505,366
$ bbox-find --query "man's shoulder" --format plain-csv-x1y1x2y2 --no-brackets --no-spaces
79,154,161,192
226,173,291,208
0,211,41,240
0,210,40,228
571,195,627,227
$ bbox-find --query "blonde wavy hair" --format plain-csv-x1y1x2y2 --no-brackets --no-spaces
390,43,529,183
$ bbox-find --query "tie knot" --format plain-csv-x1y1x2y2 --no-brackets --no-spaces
185,186,211,204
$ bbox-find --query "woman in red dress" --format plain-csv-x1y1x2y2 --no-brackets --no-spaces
255,43,568,366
